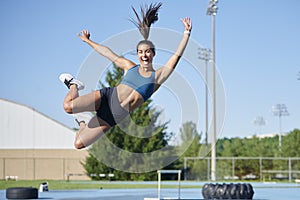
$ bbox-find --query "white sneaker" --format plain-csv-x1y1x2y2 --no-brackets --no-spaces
73,112,93,126
59,73,85,90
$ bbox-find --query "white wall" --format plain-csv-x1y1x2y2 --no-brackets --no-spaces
0,98,76,149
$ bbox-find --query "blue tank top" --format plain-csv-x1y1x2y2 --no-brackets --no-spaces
120,65,155,101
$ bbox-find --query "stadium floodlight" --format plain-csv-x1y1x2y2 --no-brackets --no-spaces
272,104,289,149
253,116,266,134
207,0,218,15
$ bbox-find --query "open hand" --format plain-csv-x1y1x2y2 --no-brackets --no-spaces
181,17,192,32
77,30,90,42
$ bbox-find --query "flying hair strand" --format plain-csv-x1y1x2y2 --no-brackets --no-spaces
130,2,162,40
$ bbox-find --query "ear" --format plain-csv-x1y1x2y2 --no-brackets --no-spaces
151,48,156,56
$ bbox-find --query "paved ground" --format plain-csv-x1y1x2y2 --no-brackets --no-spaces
2,184,300,200
2,188,201,200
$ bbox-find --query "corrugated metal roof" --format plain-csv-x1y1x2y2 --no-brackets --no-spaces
0,98,76,149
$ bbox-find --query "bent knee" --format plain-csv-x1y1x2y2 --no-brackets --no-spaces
74,139,85,149
63,102,73,114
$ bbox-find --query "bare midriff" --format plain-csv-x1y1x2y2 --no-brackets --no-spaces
116,84,145,112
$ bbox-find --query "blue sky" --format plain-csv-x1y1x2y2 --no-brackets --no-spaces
1,0,299,140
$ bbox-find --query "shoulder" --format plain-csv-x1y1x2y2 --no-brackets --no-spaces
128,64,139,69
121,61,137,73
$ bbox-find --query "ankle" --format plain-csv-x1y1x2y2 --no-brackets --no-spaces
79,121,86,127
69,84,78,90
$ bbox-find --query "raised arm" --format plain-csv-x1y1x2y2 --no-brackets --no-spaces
155,17,192,88
77,30,135,70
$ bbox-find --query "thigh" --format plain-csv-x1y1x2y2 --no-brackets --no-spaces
72,90,101,113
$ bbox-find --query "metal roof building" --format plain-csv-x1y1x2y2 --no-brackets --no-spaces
0,98,75,149
0,98,88,180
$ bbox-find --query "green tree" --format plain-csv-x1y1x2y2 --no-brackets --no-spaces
177,121,203,180
282,129,300,157
179,121,201,157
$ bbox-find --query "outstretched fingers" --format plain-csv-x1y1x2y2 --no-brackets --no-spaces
181,17,192,31
77,29,90,42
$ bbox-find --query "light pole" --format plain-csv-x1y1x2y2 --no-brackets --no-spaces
253,116,266,134
272,104,289,149
207,0,218,181
198,47,212,146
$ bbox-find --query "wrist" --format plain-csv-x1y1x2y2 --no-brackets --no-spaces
83,38,90,43
184,30,191,35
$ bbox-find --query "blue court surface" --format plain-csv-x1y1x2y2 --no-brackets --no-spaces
1,182,300,200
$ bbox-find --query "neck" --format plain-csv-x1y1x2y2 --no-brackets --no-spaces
140,64,153,72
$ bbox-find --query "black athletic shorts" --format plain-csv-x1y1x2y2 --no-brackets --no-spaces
97,87,129,127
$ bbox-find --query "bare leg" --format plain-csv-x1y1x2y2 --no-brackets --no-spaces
63,85,101,114
74,116,111,149
61,77,108,148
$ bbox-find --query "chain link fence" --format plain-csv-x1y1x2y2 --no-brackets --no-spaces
183,157,300,182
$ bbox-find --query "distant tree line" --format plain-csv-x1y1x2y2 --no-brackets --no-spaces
212,129,300,179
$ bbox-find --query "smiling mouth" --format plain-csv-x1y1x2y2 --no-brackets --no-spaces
142,57,149,64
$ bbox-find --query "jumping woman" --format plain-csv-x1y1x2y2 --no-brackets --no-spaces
59,3,192,149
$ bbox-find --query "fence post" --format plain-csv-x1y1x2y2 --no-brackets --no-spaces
232,157,235,178
207,157,210,180
259,157,262,181
3,158,5,180
289,157,292,182
184,158,187,181
33,158,36,180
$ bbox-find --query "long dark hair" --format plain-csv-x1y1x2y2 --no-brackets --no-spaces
130,2,162,55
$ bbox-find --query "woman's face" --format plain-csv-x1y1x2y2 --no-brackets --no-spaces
137,44,155,67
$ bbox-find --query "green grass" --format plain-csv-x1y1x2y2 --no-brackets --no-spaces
0,180,202,190
0,180,149,190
